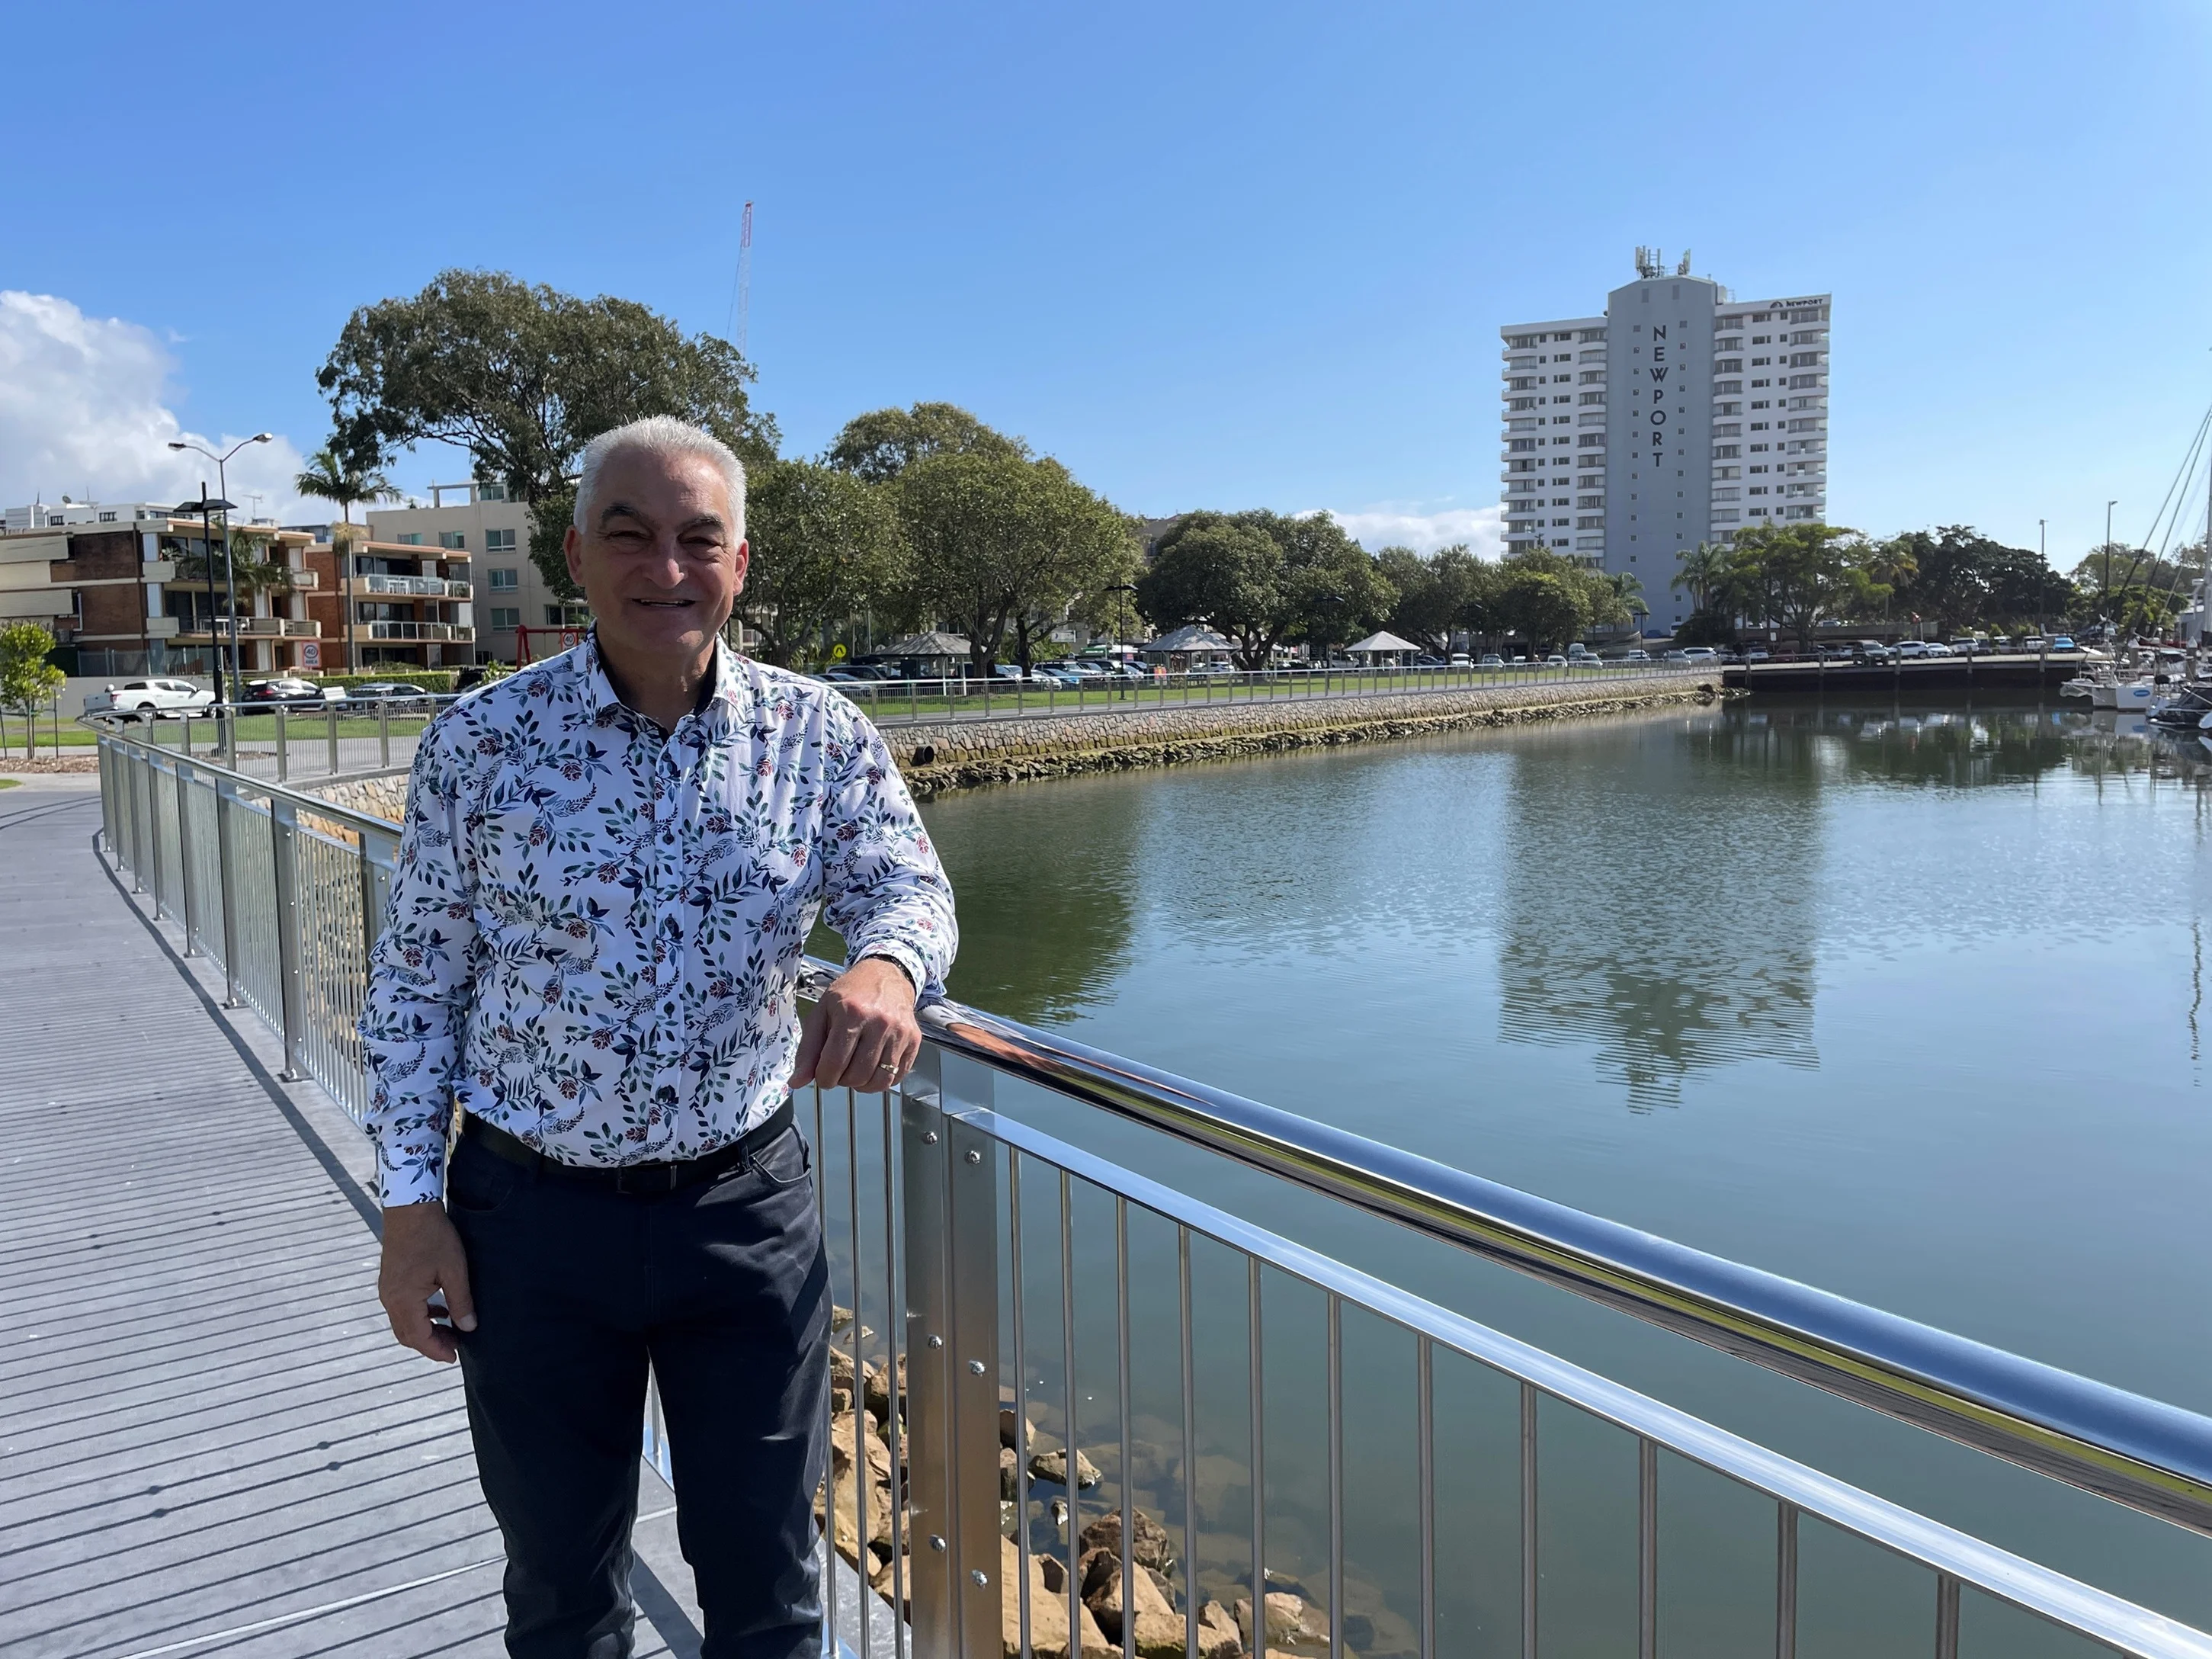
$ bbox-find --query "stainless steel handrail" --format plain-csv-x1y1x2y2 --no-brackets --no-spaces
803,967,2212,1539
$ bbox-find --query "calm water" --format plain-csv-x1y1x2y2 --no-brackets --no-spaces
901,697,2212,1646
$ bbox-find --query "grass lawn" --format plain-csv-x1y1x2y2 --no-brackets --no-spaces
0,777,19,789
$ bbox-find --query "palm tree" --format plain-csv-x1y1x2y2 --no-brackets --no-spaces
1601,569,1649,623
1671,542,1730,613
296,447,399,672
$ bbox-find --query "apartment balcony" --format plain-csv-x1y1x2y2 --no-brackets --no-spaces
143,616,181,639
357,573,472,598
286,569,321,590
349,621,476,643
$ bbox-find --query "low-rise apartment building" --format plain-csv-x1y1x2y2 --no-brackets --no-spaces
0,509,328,677
365,481,578,666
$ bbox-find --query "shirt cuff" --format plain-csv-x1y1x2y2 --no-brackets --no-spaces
376,1134,449,1208
854,945,925,996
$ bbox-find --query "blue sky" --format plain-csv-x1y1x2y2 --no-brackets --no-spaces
2,0,2207,565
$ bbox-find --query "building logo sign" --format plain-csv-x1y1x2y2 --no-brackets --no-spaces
1649,322,1669,453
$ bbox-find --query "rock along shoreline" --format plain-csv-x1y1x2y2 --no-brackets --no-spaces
885,677,1729,798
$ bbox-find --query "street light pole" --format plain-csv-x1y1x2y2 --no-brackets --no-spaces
2105,499,2118,636
169,435,272,705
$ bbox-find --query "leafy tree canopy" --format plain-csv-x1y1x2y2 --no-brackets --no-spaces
898,452,1133,672
317,270,777,598
0,621,65,755
827,403,1027,485
739,461,906,669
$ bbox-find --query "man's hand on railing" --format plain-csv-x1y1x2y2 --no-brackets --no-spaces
791,956,921,1093
378,1202,476,1363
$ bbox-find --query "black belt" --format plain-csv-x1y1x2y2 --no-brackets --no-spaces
461,1096,797,1195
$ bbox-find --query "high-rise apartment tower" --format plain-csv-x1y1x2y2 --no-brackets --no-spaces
1499,253,1830,635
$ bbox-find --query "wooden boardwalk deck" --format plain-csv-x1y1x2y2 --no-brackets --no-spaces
0,776,707,1658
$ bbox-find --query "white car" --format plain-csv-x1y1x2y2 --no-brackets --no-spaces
1921,641,1955,658
83,679,215,719
1893,640,1931,659
1678,647,1719,665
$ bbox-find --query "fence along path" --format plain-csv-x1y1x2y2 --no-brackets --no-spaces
0,781,710,1659
79,733,2212,1659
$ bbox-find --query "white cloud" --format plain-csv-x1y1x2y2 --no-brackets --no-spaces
1316,502,1505,559
0,291,312,521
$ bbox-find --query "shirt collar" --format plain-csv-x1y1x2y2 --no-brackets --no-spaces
579,630,752,736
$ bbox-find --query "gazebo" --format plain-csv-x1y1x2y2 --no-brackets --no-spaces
874,631,971,679
1343,630,1421,667
1140,624,1236,673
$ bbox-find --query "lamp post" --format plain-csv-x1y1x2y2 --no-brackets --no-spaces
168,435,272,705
2039,518,2047,648
2105,499,2119,639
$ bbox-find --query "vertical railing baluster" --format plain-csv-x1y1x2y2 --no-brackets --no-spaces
275,707,288,782
1328,1294,1343,1659
1117,1197,1133,1659
270,795,307,1080
1775,1501,1797,1659
1521,1383,1538,1659
1639,1436,1658,1659
1249,1256,1265,1659
1417,1334,1434,1659
175,759,199,955
848,1089,871,1659
1179,1227,1198,1659
326,704,339,776
1935,1574,1960,1659
1011,1154,1032,1659
379,699,392,770
817,1086,838,1659
216,775,242,1006
882,1089,908,1659
1061,1170,1082,1659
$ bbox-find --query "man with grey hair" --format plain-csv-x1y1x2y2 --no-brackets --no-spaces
363,415,957,1657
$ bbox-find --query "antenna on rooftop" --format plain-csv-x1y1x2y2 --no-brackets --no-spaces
1634,246,1666,279
1677,250,1692,276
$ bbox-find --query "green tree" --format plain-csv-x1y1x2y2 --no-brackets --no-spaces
317,270,777,598
897,452,1132,673
1599,569,1649,625
1281,515,1396,662
738,460,907,669
0,621,64,758
296,446,399,672
1730,522,1884,653
1671,542,1733,613
1496,567,1589,652
826,403,1028,484
1135,514,1287,668
1380,544,1488,654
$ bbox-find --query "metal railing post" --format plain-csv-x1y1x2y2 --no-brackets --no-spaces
126,741,149,892
899,1046,1002,1659
215,775,244,1006
274,706,289,783
359,821,398,958
327,704,340,776
379,700,391,769
176,759,200,955
270,794,309,1080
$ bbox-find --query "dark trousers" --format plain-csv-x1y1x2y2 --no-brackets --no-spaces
447,1120,829,1659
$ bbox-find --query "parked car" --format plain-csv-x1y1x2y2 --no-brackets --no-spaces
2050,635,2078,652
1744,647,1771,662
1891,640,1930,659
1449,653,1471,667
1921,641,1955,658
82,679,214,719
1663,649,1691,662
349,681,434,711
1621,648,1652,663
1412,654,1447,667
1678,647,1719,666
1946,638,1988,656
1477,653,1505,668
242,678,349,707
1817,643,1856,662
1543,653,1569,667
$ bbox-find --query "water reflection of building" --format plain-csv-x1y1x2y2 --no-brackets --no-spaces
1496,713,1823,1107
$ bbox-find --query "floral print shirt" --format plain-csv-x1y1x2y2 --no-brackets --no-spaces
359,635,957,1205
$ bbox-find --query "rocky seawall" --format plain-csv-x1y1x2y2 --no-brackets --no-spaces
886,677,1725,797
